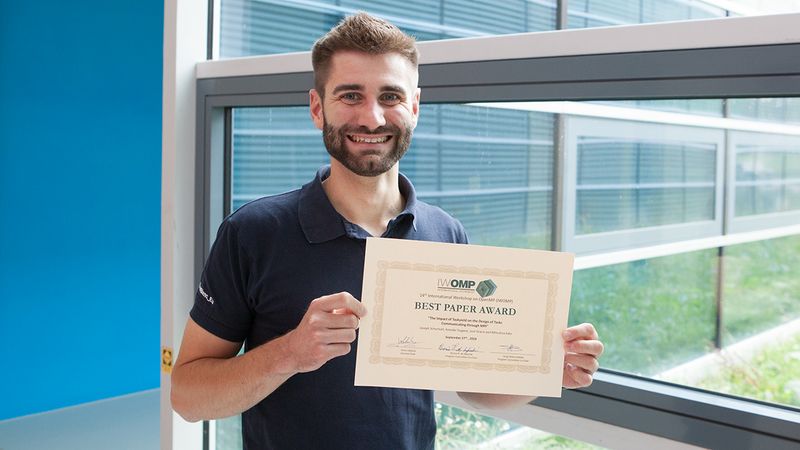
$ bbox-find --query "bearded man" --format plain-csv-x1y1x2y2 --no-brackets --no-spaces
171,12,603,449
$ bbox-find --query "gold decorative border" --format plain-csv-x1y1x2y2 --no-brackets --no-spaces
369,261,559,374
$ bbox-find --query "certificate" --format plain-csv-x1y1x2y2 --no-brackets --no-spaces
354,238,574,397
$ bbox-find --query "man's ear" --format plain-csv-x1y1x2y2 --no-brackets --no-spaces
309,88,324,130
411,87,421,128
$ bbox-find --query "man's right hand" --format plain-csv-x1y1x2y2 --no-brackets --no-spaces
171,293,367,421
283,292,368,373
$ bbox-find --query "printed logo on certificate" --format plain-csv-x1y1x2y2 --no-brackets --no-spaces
355,238,574,397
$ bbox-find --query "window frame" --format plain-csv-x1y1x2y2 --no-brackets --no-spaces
727,131,800,233
193,13,800,450
563,115,726,254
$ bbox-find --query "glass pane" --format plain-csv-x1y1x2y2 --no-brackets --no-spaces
216,415,241,450
686,334,800,408
575,137,717,234
733,134,800,217
652,236,800,409
217,403,609,449
567,112,721,237
218,1,800,59
591,98,724,116
435,403,606,449
729,98,800,125
231,104,554,249
568,0,800,29
561,99,800,408
231,107,327,209
571,239,800,410
219,0,556,58
219,97,800,447
568,0,724,28
722,235,800,345
570,250,719,375
558,98,800,248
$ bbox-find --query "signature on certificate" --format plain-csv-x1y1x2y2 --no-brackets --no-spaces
438,343,478,353
499,344,523,352
389,336,420,348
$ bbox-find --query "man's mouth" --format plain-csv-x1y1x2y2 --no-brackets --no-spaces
347,134,391,144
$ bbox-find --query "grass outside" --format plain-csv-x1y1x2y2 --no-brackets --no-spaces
723,235,800,345
434,403,606,450
569,234,800,376
689,333,800,407
569,249,718,375
437,332,800,449
435,234,800,448
435,403,512,449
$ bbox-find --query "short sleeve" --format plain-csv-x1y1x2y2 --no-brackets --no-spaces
190,219,253,342
456,219,469,244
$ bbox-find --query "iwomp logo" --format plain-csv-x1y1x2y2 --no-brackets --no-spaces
437,278,497,297
476,279,497,298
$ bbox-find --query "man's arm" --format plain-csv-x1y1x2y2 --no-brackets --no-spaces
456,323,603,410
171,292,367,422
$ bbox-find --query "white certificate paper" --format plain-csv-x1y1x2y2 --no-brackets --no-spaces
354,238,575,397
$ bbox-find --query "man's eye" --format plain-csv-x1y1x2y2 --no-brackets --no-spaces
340,93,361,103
381,93,401,104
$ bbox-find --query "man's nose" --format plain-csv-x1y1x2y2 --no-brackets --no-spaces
357,100,387,131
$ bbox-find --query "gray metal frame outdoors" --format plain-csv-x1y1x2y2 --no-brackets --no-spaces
195,43,800,449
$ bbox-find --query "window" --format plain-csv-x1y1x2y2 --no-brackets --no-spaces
213,402,610,449
730,132,800,230
195,11,800,450
567,0,727,28
216,0,800,59
565,114,723,253
231,104,554,248
213,98,800,449
219,0,557,58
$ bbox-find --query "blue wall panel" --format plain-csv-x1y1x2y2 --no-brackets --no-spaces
0,0,162,420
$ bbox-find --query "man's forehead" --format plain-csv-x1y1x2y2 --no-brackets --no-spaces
326,51,418,86
329,49,414,65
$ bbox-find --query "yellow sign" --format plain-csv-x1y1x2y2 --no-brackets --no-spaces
161,347,173,374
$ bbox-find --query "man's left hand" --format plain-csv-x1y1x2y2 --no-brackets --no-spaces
562,323,603,389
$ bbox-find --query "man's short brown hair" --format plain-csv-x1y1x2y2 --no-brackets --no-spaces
311,12,419,96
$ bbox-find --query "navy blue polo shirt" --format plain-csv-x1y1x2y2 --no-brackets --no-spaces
191,166,468,450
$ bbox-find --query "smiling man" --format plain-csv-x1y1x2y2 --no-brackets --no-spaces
171,13,603,450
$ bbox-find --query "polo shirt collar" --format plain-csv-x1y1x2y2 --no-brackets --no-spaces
298,165,419,244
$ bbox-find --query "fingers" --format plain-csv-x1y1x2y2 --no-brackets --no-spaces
315,328,357,345
308,292,365,330
565,363,594,387
308,310,360,330
561,323,602,390
312,292,368,318
326,343,352,358
564,352,599,374
565,339,604,357
562,322,598,341
287,293,365,373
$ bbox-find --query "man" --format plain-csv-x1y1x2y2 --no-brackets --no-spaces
171,12,603,449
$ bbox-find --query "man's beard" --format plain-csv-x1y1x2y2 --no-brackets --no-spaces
322,120,413,177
